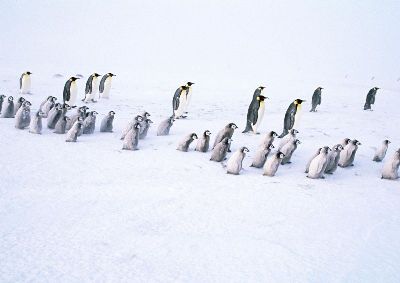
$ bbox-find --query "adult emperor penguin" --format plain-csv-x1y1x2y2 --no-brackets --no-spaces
373,139,390,162
100,111,115,133
338,139,361,167
29,110,45,134
19,71,32,94
63,76,80,106
177,133,198,152
65,118,84,142
263,151,285,177
364,87,379,110
157,116,175,136
251,144,274,168
210,137,232,162
381,149,400,180
183,82,195,114
259,130,278,149
278,99,306,138
82,111,98,134
307,146,331,179
227,147,249,175
172,85,189,119
122,122,141,150
195,130,212,152
82,73,101,103
99,73,115,99
325,144,344,174
310,87,323,112
213,122,238,152
280,139,301,165
243,86,267,133
0,96,14,118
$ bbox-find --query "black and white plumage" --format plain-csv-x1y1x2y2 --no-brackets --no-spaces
364,87,379,110
227,147,249,175
338,139,361,167
195,130,212,152
278,99,305,138
251,144,274,168
14,101,31,129
83,73,101,103
157,116,175,136
183,82,195,114
99,73,115,99
373,140,390,162
14,97,26,115
243,86,266,133
63,77,80,106
100,111,115,133
122,122,141,150
210,137,232,162
40,96,57,118
381,149,400,180
20,71,32,94
47,103,70,129
310,87,323,112
172,85,189,119
177,133,198,152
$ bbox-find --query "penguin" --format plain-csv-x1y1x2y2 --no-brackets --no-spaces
280,139,301,165
100,111,115,133
29,110,45,134
83,73,101,103
381,149,400,180
373,139,390,162
99,73,115,99
212,123,238,152
227,147,249,175
242,86,267,133
325,144,344,174
210,137,232,162
82,111,98,134
63,77,80,106
121,115,144,140
54,116,71,134
364,87,379,110
278,129,299,150
0,94,6,114
15,102,31,129
157,116,175,136
19,71,32,94
39,95,52,111
305,148,322,173
139,111,151,137
259,130,278,149
172,85,189,118
65,118,84,142
278,99,306,138
341,138,351,147
177,133,198,152
122,122,141,150
310,87,323,112
195,130,212,152
263,151,285,177
250,144,274,168
307,146,331,179
66,106,88,130
338,139,361,167
40,96,57,118
183,82,195,114
139,118,153,139
0,96,14,118
47,104,63,129
14,97,26,115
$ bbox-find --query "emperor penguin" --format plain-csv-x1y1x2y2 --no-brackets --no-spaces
373,139,390,162
177,133,198,152
40,96,57,117
263,151,285,177
341,138,351,147
195,130,212,152
338,139,361,167
19,71,32,94
325,144,344,174
54,116,71,134
39,96,52,110
99,73,115,99
251,144,274,168
65,118,84,142
82,111,98,134
213,123,238,152
63,76,80,106
310,87,323,112
278,128,299,150
121,115,143,140
280,139,301,165
0,96,14,118
305,148,322,173
122,122,141,150
15,101,31,129
66,106,88,130
243,86,267,133
183,82,195,114
227,147,249,175
210,137,232,162
100,111,115,133
364,87,379,110
0,94,6,114
259,130,278,149
139,118,153,139
381,149,400,180
172,85,189,119
29,110,45,134
47,104,63,129
278,99,306,138
14,97,26,115
307,146,331,179
139,111,151,137
83,73,101,103
157,116,175,136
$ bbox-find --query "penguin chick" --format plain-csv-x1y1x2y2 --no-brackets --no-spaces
177,133,198,152
305,147,322,173
15,101,31,129
195,130,212,152
121,115,143,140
213,123,238,152
100,111,115,133
373,139,390,162
139,111,151,130
259,130,278,149
29,110,45,134
310,87,323,112
227,147,249,175
54,116,71,134
381,149,400,180
251,144,274,168
338,139,361,167
139,119,153,139
14,97,26,115
122,122,141,150
0,96,14,118
263,151,285,177
82,111,98,134
41,96,57,118
324,144,344,174
341,138,351,147
157,116,175,136
47,104,63,129
66,106,88,130
278,128,299,150
210,137,232,162
0,94,6,114
307,146,331,179
65,119,83,142
280,139,301,165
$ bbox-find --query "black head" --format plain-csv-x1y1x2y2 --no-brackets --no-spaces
77,117,84,122
135,115,143,122
70,77,79,81
8,96,14,101
269,144,275,149
26,71,32,75
259,86,265,90
270,131,278,137
228,123,238,129
169,116,175,123
204,130,211,136
108,73,115,77
277,151,285,159
134,122,141,129
146,119,153,124
352,139,361,146
318,87,324,90
241,147,250,153
51,96,57,102
63,116,71,121
109,111,115,116
323,146,331,153
191,133,198,139
93,73,101,77
294,99,306,104
0,94,5,99
18,97,26,103
333,144,343,151
143,111,151,118
187,82,194,86
91,111,98,116
374,87,380,90
23,101,31,107
290,129,299,135
295,139,301,145
384,139,391,144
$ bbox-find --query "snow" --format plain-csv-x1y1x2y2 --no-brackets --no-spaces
1,1,400,282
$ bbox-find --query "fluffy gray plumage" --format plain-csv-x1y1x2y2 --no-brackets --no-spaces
54,116,71,134
82,111,98,134
157,116,175,136
195,130,211,152
213,123,238,152
121,115,143,140
263,152,285,177
325,144,344,174
251,144,274,168
280,139,301,165
122,122,141,150
100,111,115,133
177,133,198,152
0,96,14,118
210,137,231,162
65,120,83,142
29,110,45,134
139,118,153,139
381,149,400,180
338,139,361,167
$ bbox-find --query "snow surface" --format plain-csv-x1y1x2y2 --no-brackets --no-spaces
1,1,400,282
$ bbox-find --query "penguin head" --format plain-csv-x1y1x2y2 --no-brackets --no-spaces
333,144,344,151
91,111,98,116
257,95,268,101
318,87,324,90
18,97,26,103
64,116,71,122
23,101,31,107
259,86,266,90
8,96,13,102
109,111,116,116
146,119,153,124
56,104,63,111
352,139,361,146
343,138,351,145
108,73,115,77
93,73,101,77
269,144,275,149
290,129,299,135
295,139,301,145
51,96,57,102
191,133,198,140
322,146,331,154
77,117,84,122
374,87,380,90
134,122,141,129
169,116,175,123
37,111,45,117
294,99,305,104
204,130,211,136
26,71,32,75
70,77,80,81
384,139,391,144
241,147,250,153
277,151,285,159
63,103,72,110
135,115,143,122
0,94,5,100
228,123,238,130
186,82,194,86
270,131,278,137
142,111,151,118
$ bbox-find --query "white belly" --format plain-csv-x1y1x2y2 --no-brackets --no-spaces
21,75,31,94
175,91,187,117
68,82,78,105
85,77,99,101
100,77,112,98
293,104,302,129
252,102,265,133
183,87,192,112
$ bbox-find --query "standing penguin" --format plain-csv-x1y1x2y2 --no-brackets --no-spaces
66,106,88,130
341,138,351,147
82,111,98,134
19,71,32,94
280,139,301,165
227,147,249,175
15,101,31,129
100,111,115,133
40,96,57,118
122,122,141,150
307,146,331,179
251,144,275,168
305,148,322,173
172,85,189,119
243,86,266,133
14,97,26,115
0,96,14,118
259,130,278,149
157,116,175,136
177,133,198,152
195,130,212,152
263,152,285,177
139,119,153,139
29,110,45,134
83,73,101,103
63,77,80,106
213,123,238,152
210,137,232,162
278,99,306,138
121,115,144,140
364,87,379,110
373,140,390,162
381,149,400,180
99,73,115,99
310,87,323,112
325,144,344,174
338,139,361,167
47,104,63,129
183,82,195,114
139,111,151,137
278,129,299,150
54,116,71,134
0,94,6,114
65,118,84,142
